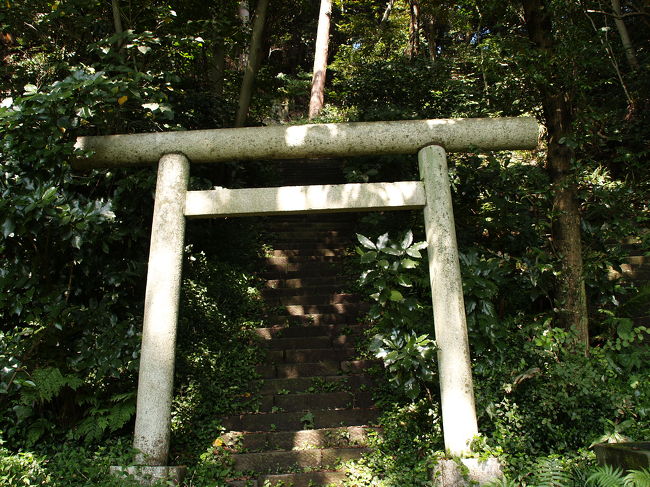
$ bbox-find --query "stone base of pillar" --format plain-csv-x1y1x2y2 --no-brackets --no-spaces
432,457,502,487
110,465,187,485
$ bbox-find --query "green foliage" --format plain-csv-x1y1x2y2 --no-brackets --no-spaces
356,231,437,400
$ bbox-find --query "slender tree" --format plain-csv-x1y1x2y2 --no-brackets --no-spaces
611,0,640,70
308,0,332,120
234,0,269,127
521,0,589,352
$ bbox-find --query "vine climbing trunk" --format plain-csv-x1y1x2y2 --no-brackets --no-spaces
522,0,589,353
308,0,332,120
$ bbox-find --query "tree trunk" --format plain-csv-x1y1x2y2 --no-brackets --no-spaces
111,0,124,48
421,15,437,61
407,0,420,58
522,0,589,353
308,0,332,120
380,0,395,25
611,0,640,70
210,36,226,97
234,0,269,128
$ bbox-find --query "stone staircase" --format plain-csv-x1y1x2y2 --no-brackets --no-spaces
222,160,380,486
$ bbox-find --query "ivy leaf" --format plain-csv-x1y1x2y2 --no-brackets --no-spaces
357,233,376,250
117,95,128,105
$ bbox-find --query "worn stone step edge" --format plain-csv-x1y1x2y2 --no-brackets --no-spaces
256,360,380,379
256,374,375,395
255,324,361,340
264,277,345,289
264,255,349,264
261,285,349,298
275,303,369,316
227,470,349,487
259,334,360,350
264,347,356,364
232,447,369,473
262,314,362,326
257,390,374,413
262,294,362,306
220,426,379,452
221,407,380,432
267,248,350,258
254,324,362,340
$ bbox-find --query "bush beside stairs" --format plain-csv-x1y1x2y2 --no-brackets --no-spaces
223,159,380,487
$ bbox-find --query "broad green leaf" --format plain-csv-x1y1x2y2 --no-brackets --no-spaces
411,241,428,251
357,233,376,250
400,230,413,250
380,247,403,256
406,247,422,258
360,251,378,263
401,258,417,269
389,289,404,302
397,275,413,287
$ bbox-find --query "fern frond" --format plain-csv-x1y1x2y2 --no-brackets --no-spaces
484,476,518,487
624,468,650,487
587,465,625,487
533,458,573,487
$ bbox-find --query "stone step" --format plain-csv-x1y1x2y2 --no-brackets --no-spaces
257,374,375,395
232,447,369,473
263,261,341,274
262,313,361,326
254,324,361,340
222,426,378,453
260,334,359,350
255,360,379,379
264,347,356,364
264,277,345,289
267,248,350,257
263,294,362,307
222,407,380,432
279,303,369,316
264,256,345,265
261,268,341,280
254,324,362,340
258,390,374,413
269,237,352,247
228,471,349,487
261,285,344,298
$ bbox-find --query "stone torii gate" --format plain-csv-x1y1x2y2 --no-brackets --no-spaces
74,117,539,484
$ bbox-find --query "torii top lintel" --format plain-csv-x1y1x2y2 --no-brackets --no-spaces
73,117,540,170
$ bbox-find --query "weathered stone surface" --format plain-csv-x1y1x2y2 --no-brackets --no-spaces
74,117,539,168
419,146,478,455
110,465,186,486
432,458,502,487
185,181,426,218
133,153,189,465
594,442,650,471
